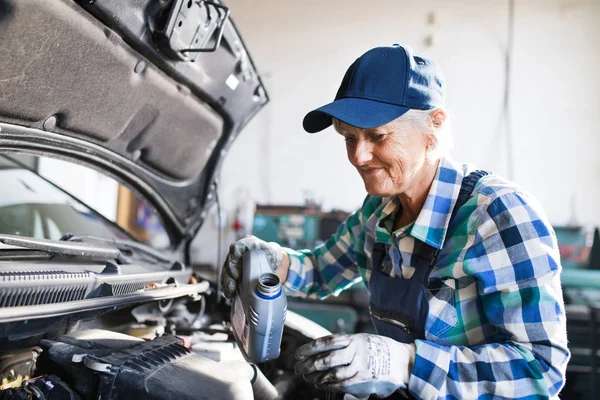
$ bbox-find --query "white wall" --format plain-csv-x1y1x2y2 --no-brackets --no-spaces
38,157,119,221
217,0,600,229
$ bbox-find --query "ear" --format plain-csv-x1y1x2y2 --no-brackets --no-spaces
430,109,447,129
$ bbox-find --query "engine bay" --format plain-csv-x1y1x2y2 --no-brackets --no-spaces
0,286,338,400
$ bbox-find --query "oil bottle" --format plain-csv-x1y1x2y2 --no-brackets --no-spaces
230,249,287,363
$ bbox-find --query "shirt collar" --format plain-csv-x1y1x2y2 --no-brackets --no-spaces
410,157,465,249
365,157,467,248
372,196,399,244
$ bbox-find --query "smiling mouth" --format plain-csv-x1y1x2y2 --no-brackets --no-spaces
361,167,382,175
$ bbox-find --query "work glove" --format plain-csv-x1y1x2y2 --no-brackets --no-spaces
220,235,284,299
294,333,416,399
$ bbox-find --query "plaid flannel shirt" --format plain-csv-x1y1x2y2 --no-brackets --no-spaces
284,157,569,399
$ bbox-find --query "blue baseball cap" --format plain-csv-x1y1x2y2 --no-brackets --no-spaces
303,44,445,133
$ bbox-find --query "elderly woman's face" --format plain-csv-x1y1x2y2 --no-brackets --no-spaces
339,118,429,197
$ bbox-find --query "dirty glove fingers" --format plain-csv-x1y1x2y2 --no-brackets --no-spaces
226,237,259,279
316,365,358,385
301,371,326,385
229,237,262,265
224,249,243,280
221,280,237,299
227,236,258,270
295,335,352,361
298,334,414,398
222,253,240,285
295,347,355,375
222,245,247,297
223,279,237,298
230,240,252,261
220,255,238,298
229,236,284,271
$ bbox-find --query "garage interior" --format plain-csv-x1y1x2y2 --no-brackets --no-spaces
0,0,599,399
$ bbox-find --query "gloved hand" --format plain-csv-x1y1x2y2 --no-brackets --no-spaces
294,333,416,399
220,235,284,298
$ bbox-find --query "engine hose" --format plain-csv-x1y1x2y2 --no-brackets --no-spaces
249,364,278,400
220,361,278,400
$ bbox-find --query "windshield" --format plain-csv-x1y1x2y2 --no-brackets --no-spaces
0,155,129,241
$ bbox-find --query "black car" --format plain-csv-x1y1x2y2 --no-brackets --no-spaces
0,1,331,399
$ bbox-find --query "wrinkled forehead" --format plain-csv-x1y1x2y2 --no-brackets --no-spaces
334,117,416,136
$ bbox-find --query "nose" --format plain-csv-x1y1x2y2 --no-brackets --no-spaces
349,140,373,166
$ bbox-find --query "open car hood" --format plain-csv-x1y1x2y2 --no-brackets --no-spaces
0,0,268,246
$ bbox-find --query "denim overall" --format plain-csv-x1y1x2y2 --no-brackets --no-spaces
368,171,488,399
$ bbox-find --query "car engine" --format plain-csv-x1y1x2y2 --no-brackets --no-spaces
0,287,336,400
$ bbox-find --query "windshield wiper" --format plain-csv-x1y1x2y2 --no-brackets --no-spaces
0,234,126,263
60,233,171,264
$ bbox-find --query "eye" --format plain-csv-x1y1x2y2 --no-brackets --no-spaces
344,135,357,145
371,134,386,142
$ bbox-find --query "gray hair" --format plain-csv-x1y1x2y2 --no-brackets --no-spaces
400,109,453,159
332,108,453,159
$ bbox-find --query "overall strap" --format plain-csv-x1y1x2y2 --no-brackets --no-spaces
450,170,490,224
425,170,490,271
372,170,490,271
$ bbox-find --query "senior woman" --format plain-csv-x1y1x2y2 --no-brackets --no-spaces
221,44,569,399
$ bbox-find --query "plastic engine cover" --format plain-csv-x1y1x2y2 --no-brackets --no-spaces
39,330,253,400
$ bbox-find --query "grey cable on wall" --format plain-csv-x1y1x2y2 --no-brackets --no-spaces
503,0,516,180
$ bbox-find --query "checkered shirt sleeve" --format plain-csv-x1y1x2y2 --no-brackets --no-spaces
409,190,570,399
283,205,366,299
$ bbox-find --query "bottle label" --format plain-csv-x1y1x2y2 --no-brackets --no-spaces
231,296,248,350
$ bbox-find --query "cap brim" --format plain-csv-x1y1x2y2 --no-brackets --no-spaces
302,97,411,133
